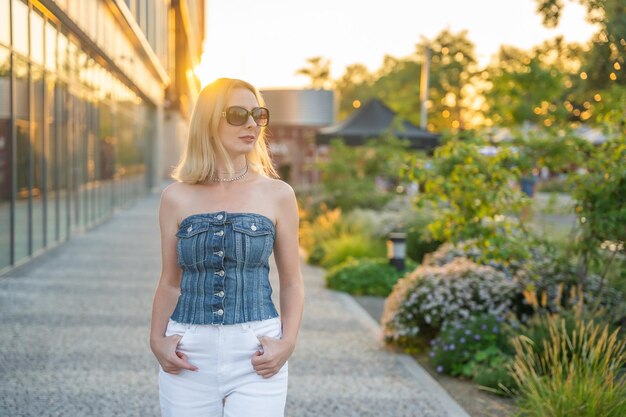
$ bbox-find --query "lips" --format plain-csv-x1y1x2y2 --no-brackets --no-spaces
239,135,255,142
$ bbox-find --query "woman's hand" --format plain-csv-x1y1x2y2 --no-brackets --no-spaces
151,335,198,374
250,337,294,378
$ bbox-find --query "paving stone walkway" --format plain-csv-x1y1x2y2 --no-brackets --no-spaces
0,184,470,417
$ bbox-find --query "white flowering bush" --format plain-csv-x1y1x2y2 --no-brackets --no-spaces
344,195,425,239
382,257,521,350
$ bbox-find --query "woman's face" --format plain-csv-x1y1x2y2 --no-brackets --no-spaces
217,88,262,159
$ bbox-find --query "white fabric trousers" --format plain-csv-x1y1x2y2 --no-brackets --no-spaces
159,317,288,417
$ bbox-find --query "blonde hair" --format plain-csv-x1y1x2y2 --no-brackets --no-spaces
171,78,278,183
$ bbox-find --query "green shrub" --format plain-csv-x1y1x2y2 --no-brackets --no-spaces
319,233,386,269
510,317,626,417
325,257,417,296
406,226,442,263
427,314,517,394
307,244,325,266
470,349,517,395
428,314,514,378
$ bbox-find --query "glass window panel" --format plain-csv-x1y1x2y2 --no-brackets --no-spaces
0,0,10,46
0,49,9,119
12,0,29,57
45,74,57,244
68,90,86,232
98,100,113,218
58,32,67,77
77,51,87,86
0,47,10,268
67,91,78,234
68,40,78,81
14,57,30,263
32,66,44,252
45,22,56,72
31,9,44,65
86,99,96,224
77,94,87,227
56,82,68,240
14,61,28,120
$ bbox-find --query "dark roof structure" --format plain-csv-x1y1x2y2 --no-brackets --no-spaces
315,99,440,151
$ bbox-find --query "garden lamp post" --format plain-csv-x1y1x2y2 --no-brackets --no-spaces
387,232,407,271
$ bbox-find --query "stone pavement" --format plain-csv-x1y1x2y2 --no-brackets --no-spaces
0,184,470,417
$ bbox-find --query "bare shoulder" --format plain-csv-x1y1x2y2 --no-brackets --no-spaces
159,181,193,221
258,177,296,204
160,181,187,205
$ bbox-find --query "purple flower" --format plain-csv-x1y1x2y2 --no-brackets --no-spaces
436,365,444,373
465,329,472,335
429,351,435,358
460,337,466,344
449,344,455,351
430,339,437,346
480,324,487,331
474,334,481,341
492,327,499,334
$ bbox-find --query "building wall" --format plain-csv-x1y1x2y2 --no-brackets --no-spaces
0,0,204,274
261,89,334,187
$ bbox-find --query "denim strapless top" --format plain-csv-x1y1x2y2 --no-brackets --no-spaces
170,211,279,325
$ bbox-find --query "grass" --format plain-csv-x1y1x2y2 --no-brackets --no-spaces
510,317,626,417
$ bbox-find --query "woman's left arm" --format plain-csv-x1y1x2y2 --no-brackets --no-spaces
251,181,304,378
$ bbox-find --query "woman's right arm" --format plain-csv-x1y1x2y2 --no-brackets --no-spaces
149,184,198,374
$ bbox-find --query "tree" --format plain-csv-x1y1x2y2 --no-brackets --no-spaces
483,38,586,127
334,29,480,132
416,29,480,131
318,135,412,212
295,56,332,90
334,63,375,120
535,0,625,102
571,135,626,286
402,134,531,261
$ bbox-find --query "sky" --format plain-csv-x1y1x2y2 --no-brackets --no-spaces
195,0,599,89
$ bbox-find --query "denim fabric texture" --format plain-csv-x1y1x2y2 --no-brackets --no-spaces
170,211,279,325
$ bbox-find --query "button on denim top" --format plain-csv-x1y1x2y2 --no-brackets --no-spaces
170,211,279,325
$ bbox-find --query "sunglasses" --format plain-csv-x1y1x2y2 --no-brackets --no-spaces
222,106,270,127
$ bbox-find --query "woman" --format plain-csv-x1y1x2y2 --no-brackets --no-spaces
150,78,304,417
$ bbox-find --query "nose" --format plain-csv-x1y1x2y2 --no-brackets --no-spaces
244,113,257,128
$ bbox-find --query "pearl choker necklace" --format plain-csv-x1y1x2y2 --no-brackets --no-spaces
212,163,249,182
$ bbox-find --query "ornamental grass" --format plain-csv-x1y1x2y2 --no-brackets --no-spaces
510,316,626,417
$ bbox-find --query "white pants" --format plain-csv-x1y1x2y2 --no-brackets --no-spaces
159,317,288,417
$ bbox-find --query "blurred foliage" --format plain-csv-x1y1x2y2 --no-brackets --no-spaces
570,135,626,294
483,38,587,127
406,226,443,264
319,6,624,132
535,0,625,90
295,56,332,90
319,233,386,269
334,29,479,131
508,128,594,175
428,313,517,394
317,135,413,212
402,134,531,261
325,257,417,296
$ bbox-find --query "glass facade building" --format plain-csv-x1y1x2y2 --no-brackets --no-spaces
0,0,204,273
